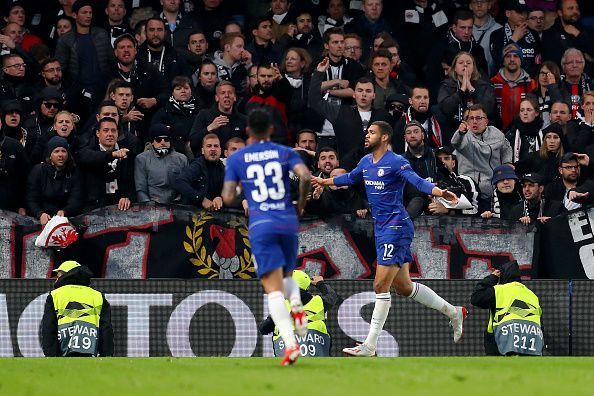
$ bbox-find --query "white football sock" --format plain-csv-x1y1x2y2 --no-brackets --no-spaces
408,282,457,318
283,276,302,311
363,292,391,349
268,291,297,348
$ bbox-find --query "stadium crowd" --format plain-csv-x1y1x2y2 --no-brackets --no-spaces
1,0,594,226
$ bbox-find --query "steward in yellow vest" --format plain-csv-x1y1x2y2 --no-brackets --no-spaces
41,261,114,357
259,271,339,357
471,261,543,356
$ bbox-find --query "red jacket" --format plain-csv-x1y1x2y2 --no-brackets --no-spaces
491,70,536,130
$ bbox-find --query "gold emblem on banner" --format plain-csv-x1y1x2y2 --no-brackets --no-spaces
183,213,256,279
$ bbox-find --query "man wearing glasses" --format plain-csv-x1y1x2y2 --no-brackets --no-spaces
451,103,512,210
0,53,35,114
560,48,592,117
544,152,593,211
134,123,188,204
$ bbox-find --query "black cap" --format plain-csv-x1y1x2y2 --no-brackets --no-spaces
559,152,578,166
46,136,69,154
1,99,22,114
5,0,25,13
113,33,137,48
148,123,171,141
385,93,409,106
506,0,530,12
435,146,454,156
39,87,64,102
521,173,544,185
542,122,563,138
72,0,93,14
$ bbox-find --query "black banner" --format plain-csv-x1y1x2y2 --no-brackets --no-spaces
0,205,536,280
0,279,583,357
539,207,594,279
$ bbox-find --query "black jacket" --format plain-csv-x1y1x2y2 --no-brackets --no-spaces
489,24,542,77
514,151,563,186
0,135,30,212
189,106,246,156
107,61,169,111
541,19,594,67
137,41,181,84
26,161,83,218
41,265,114,357
309,70,392,170
77,143,135,211
152,98,200,155
175,156,225,205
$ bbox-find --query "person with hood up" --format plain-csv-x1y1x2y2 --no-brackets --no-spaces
471,260,543,356
26,136,83,226
259,270,339,357
41,260,114,357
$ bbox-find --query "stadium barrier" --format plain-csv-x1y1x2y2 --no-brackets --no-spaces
1,205,537,280
0,279,592,357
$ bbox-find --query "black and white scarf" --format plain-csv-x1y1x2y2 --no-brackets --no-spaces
503,23,536,47
169,96,197,115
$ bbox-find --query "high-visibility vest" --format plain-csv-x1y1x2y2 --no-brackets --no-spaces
272,295,331,357
488,282,543,356
51,284,104,357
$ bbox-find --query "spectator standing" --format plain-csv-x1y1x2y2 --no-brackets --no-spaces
345,0,395,61
135,124,188,204
0,115,29,215
491,43,537,130
159,0,200,51
137,18,181,83
528,61,570,127
175,133,226,211
104,0,131,46
246,16,284,66
152,75,200,156
213,33,252,99
506,98,545,163
451,104,513,203
470,0,502,77
560,48,593,117
515,123,565,185
26,136,83,225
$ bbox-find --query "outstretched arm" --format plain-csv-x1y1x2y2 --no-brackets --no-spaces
293,163,312,216
221,181,239,207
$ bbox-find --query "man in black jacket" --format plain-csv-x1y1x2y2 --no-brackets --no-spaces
189,81,246,156
0,121,29,214
77,117,135,212
41,261,114,357
309,57,392,170
137,18,180,84
175,133,226,211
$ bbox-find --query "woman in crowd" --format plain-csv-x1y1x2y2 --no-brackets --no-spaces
438,52,495,131
26,136,83,225
281,47,321,135
528,61,569,127
31,110,79,164
515,123,566,186
505,98,545,163
152,76,199,157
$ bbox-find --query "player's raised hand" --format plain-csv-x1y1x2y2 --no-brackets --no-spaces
316,57,330,73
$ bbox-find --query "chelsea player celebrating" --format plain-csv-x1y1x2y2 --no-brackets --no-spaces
313,120,467,357
222,110,312,366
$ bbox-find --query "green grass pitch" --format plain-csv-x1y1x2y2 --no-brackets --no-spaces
0,357,593,396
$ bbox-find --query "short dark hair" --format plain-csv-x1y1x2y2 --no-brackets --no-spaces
370,49,392,63
251,16,273,32
371,121,393,140
467,103,487,115
97,117,118,130
40,57,60,70
98,100,117,112
146,17,166,29
355,76,374,88
248,109,271,137
316,146,338,162
323,27,345,44
296,129,317,143
225,137,245,150
108,79,133,95
551,100,571,111
171,75,192,90
453,9,474,24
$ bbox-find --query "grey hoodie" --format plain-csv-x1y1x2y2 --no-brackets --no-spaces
451,125,513,199
473,15,502,76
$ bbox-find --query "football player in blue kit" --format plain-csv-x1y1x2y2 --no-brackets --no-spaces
222,109,312,366
313,120,468,357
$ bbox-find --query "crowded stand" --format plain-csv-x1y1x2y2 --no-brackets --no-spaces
2,0,594,226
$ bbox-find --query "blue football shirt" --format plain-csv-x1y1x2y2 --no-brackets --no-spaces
225,141,303,234
333,151,435,237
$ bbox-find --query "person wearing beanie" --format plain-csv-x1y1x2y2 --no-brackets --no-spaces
41,261,114,357
471,260,543,356
26,135,83,225
258,270,339,357
491,43,537,130
134,123,188,204
489,0,542,77
481,164,523,220
515,122,567,185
